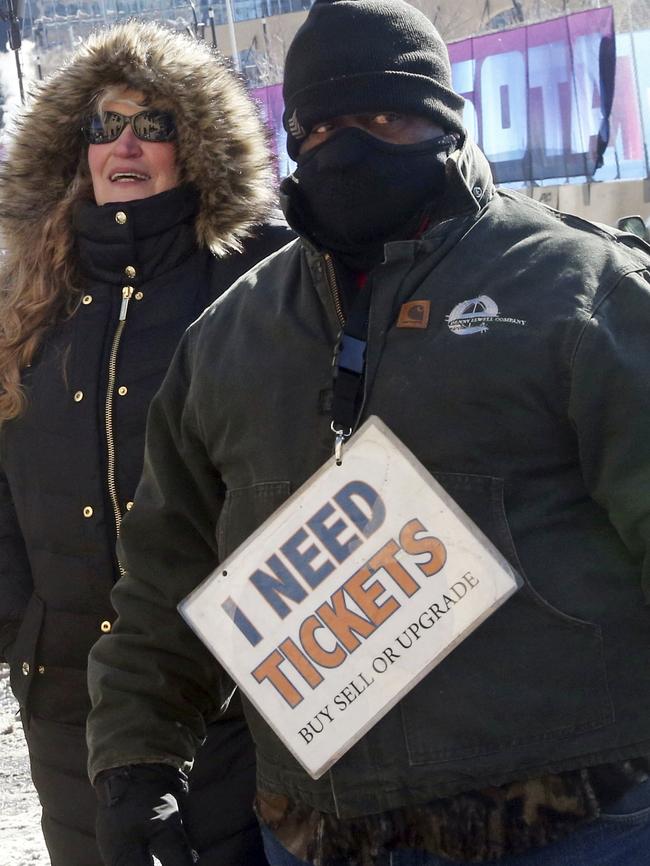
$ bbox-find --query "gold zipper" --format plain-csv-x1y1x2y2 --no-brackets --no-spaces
323,253,345,327
105,285,133,574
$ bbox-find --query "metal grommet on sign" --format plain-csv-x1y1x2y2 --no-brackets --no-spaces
21,661,30,676
100,620,112,633
82,294,93,305
83,505,94,518
73,390,84,402
115,211,127,225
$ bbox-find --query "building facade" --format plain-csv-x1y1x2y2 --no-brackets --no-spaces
6,0,650,228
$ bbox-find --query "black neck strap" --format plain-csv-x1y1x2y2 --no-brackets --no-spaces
331,275,372,435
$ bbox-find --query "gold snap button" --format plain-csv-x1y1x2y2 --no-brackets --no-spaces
124,265,136,278
21,661,30,675
118,386,128,396
83,505,93,518
38,665,45,674
126,501,134,511
73,390,84,402
134,291,144,301
82,294,93,305
100,620,112,633
115,211,127,225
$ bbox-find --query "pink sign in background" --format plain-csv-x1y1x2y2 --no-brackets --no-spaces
448,7,615,182
252,6,650,186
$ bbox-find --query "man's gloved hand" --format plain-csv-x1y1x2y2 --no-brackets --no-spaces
94,763,199,866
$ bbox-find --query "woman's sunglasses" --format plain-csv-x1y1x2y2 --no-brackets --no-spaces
81,109,176,145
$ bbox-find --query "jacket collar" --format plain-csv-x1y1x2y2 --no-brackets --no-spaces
73,185,199,286
280,136,495,255
430,135,495,222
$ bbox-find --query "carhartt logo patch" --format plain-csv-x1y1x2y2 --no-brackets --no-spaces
397,301,430,329
288,108,306,141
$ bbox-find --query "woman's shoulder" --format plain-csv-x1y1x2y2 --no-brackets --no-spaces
206,217,297,303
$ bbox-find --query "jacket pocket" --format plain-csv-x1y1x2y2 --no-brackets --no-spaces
216,481,291,562
29,665,91,726
599,778,650,824
9,592,45,709
400,472,614,766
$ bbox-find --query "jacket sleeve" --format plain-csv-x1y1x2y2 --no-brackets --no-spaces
87,324,227,781
568,267,650,602
0,463,33,661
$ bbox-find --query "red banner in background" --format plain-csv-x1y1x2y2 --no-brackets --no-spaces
253,7,618,185
598,28,648,182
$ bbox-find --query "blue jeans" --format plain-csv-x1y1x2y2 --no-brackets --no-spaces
260,778,650,865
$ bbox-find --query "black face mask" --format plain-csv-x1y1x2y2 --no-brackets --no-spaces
285,127,457,269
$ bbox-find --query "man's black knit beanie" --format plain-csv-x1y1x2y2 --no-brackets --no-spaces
282,0,465,159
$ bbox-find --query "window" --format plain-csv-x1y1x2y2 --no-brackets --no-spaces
209,0,312,26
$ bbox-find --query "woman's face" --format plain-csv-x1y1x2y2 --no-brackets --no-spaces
88,89,180,206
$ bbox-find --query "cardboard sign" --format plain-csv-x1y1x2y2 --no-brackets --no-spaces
180,416,520,779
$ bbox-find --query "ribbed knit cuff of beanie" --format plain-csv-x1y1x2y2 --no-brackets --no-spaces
282,0,466,159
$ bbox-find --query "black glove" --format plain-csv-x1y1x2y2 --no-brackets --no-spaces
94,763,199,866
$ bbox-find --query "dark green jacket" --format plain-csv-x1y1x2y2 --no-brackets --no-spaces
88,141,650,818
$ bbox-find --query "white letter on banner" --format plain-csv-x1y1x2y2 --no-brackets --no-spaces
528,41,569,156
451,59,479,141
570,33,602,155
480,51,527,161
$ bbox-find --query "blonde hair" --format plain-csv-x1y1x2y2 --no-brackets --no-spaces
0,165,93,422
0,86,158,423
97,85,148,113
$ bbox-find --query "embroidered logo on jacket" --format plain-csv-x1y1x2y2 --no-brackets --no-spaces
446,295,527,336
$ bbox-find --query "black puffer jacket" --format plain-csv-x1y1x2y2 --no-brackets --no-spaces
0,20,292,866
2,186,290,718
0,187,292,865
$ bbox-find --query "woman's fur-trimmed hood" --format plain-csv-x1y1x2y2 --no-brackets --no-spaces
0,21,274,256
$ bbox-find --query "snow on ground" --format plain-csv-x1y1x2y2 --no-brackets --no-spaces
0,664,50,866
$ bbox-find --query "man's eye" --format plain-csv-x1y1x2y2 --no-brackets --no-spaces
373,113,401,125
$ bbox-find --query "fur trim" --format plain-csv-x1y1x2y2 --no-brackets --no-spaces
0,21,274,256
